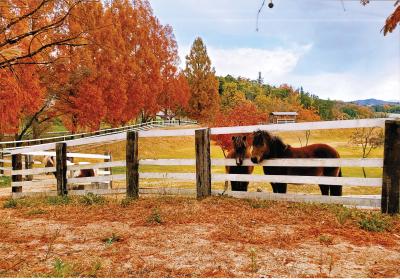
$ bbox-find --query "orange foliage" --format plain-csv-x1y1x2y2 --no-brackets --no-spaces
0,66,44,134
383,1,400,35
211,102,265,154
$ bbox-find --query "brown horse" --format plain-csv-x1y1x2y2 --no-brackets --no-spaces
226,135,254,191
250,130,342,196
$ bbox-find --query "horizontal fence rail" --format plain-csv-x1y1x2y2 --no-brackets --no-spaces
210,118,389,134
3,120,197,155
4,118,400,214
20,151,111,160
3,118,390,155
0,119,197,146
140,158,384,167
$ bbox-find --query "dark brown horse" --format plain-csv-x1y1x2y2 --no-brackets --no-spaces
225,135,254,191
250,130,342,196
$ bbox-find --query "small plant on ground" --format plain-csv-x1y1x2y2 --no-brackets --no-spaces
102,233,122,245
335,207,353,225
147,208,163,224
319,234,333,246
52,258,74,278
79,193,106,206
27,209,47,215
86,261,102,277
47,196,71,205
120,197,136,207
358,212,391,232
248,248,259,273
3,198,17,208
247,199,272,209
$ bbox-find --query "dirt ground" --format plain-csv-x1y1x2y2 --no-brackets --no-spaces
0,195,399,278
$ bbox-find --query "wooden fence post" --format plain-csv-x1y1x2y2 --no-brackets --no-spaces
25,155,33,181
0,147,3,176
56,143,68,196
381,120,400,214
11,154,22,193
126,131,139,199
195,128,211,199
105,151,113,189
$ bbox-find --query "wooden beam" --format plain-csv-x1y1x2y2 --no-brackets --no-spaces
0,149,3,176
195,128,211,199
11,154,22,193
105,151,113,189
56,143,68,196
126,131,139,199
24,154,33,181
381,120,400,214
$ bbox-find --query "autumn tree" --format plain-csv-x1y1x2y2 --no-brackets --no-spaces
159,72,191,119
0,64,47,140
220,82,246,110
0,0,90,69
349,127,384,178
0,0,185,138
361,0,400,35
212,101,265,157
185,37,220,123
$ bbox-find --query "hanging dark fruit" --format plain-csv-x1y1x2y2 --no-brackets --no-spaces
268,2,274,8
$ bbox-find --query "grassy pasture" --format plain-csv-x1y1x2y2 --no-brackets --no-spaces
65,128,383,196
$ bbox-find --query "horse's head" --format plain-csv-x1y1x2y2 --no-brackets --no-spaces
251,130,287,164
232,135,247,166
251,130,272,164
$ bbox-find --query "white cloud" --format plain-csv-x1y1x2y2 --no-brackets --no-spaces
283,72,400,102
178,44,312,80
178,43,399,102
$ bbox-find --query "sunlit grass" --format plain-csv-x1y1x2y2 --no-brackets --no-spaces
16,127,383,197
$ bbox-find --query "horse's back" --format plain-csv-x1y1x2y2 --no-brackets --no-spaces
291,143,339,159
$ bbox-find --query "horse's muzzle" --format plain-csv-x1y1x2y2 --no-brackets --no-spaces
235,157,243,166
251,157,259,164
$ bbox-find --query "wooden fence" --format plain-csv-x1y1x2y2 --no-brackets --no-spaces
3,118,400,214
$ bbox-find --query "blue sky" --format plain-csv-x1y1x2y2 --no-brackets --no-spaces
150,0,399,101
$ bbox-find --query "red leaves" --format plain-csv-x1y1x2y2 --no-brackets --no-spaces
0,66,44,134
212,102,265,153
383,3,400,35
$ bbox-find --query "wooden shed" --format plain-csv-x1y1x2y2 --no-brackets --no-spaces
269,112,298,124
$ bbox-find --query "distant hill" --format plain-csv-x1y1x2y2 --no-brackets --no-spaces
350,98,400,106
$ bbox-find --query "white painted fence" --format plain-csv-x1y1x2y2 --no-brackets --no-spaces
4,118,391,209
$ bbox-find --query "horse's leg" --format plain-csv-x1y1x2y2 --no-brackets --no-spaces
319,185,330,195
235,182,248,191
330,185,342,196
271,183,286,193
241,182,249,191
276,183,287,193
231,181,240,191
323,167,342,196
271,183,278,193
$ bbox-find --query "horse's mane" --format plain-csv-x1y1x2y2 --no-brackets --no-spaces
253,130,289,158
253,130,272,146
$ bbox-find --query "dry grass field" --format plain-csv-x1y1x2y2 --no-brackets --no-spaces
65,128,384,195
0,195,399,277
0,127,384,196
